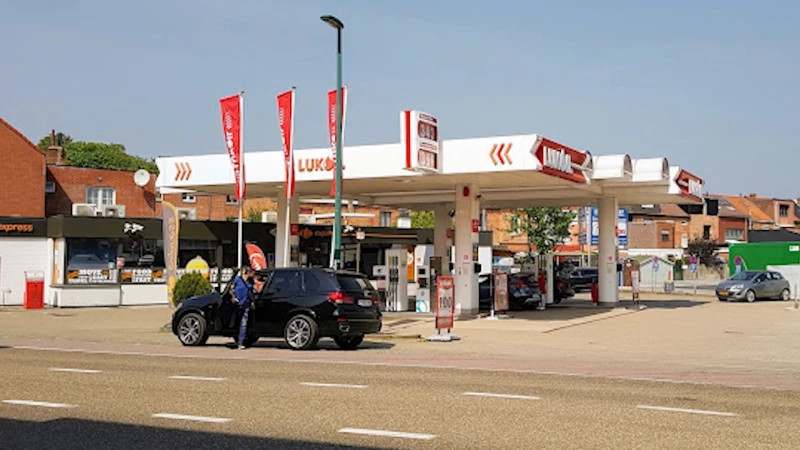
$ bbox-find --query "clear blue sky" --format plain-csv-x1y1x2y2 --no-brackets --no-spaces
2,0,798,198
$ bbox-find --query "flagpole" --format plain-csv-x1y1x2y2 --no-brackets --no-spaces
238,91,245,269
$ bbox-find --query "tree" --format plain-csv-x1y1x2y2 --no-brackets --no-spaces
37,133,158,173
172,272,213,306
410,210,435,229
507,207,575,258
686,238,719,267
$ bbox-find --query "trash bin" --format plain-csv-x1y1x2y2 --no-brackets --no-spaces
590,282,599,304
24,271,45,309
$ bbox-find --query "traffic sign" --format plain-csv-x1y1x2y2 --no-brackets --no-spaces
689,263,698,273
690,255,697,265
652,256,660,271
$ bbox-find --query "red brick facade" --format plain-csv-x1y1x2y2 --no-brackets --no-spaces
47,166,158,218
0,118,45,217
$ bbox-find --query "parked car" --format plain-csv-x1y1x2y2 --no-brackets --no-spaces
566,267,599,292
716,270,791,302
478,273,540,311
172,268,382,350
478,272,575,311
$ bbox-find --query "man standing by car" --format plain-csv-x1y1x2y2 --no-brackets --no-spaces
232,265,255,349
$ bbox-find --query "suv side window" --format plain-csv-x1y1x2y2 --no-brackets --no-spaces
269,270,303,294
303,271,322,293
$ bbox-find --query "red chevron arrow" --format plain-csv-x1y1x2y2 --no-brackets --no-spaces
489,143,513,165
174,162,192,181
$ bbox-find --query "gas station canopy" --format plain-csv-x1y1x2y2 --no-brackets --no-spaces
156,133,704,209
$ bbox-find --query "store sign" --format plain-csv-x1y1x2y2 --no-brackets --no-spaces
533,137,592,184
0,223,34,234
675,169,704,201
299,228,333,239
588,207,629,247
435,276,455,329
66,269,118,285
121,268,159,284
402,110,440,173
297,156,335,172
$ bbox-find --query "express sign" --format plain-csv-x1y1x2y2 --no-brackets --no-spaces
402,110,440,173
533,137,592,184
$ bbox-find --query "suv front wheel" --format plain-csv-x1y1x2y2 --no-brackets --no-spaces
284,315,319,351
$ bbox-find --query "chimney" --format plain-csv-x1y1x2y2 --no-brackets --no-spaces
45,129,67,165
748,193,757,199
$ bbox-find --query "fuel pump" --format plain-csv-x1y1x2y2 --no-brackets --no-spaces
416,265,431,312
384,248,409,311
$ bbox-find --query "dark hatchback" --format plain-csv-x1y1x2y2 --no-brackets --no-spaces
172,268,382,350
566,267,599,292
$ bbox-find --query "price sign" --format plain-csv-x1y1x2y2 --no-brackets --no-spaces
401,110,441,173
435,276,455,329
494,272,509,312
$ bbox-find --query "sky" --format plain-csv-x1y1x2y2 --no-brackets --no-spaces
1,0,798,197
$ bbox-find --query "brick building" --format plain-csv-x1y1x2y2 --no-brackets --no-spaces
745,194,800,232
627,204,690,251
0,118,45,217
47,165,158,218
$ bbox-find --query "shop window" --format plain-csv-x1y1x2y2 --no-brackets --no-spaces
661,230,670,242
66,238,117,272
86,187,115,208
779,204,789,217
725,228,744,241
182,193,196,204
703,225,711,240
380,211,392,227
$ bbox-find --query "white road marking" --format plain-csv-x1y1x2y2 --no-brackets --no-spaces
300,382,367,389
49,367,102,374
3,400,75,408
636,405,739,417
169,375,227,382
10,345,791,392
338,428,436,440
463,391,541,401
152,413,232,423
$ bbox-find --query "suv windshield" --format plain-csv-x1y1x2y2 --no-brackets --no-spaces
729,271,758,281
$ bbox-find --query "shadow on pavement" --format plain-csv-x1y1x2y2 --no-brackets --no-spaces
0,417,390,450
479,297,708,322
205,339,395,352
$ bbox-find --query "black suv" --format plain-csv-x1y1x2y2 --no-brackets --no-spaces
172,268,383,351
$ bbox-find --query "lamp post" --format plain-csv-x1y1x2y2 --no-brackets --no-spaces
321,14,344,269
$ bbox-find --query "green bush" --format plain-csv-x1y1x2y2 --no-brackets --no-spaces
173,272,213,305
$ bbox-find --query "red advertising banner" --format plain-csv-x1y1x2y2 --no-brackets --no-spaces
435,276,455,329
277,89,296,199
327,86,347,197
245,243,267,292
219,93,245,200
493,272,509,312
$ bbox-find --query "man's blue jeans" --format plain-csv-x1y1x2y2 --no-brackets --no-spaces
237,307,249,346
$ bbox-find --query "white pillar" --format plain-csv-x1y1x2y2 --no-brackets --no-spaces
434,203,453,276
454,185,479,316
275,194,299,268
598,197,619,306
288,196,299,267
276,195,287,268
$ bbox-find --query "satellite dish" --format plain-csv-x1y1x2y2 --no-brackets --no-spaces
134,169,150,187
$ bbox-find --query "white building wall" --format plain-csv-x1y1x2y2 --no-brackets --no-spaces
0,237,49,306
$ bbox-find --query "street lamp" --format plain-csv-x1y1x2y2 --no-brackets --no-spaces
321,14,345,269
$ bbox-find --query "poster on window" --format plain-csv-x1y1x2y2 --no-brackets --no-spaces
66,269,118,285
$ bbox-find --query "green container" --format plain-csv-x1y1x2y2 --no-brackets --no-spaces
728,242,800,275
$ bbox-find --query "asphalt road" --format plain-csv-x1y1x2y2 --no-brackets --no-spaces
1,347,799,449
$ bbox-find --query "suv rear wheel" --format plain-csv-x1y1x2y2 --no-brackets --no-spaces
284,315,319,351
334,335,364,350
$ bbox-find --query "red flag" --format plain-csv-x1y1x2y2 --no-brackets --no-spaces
277,89,296,199
327,86,347,197
220,93,245,200
245,243,267,292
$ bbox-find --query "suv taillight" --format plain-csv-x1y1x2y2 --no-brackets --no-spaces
328,291,354,304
